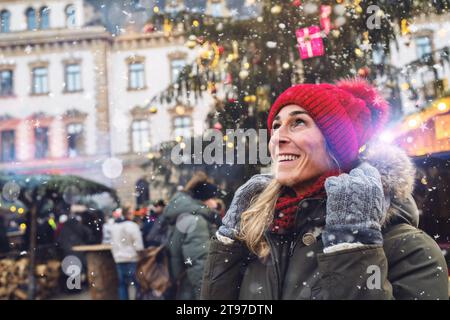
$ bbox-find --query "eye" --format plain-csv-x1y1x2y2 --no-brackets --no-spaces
272,122,281,130
293,118,306,126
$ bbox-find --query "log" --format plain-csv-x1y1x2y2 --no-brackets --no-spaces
13,288,27,300
0,258,61,299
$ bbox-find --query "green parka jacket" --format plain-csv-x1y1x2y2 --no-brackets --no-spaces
161,191,219,300
201,145,449,300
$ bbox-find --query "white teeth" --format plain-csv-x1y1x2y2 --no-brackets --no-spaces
279,155,300,161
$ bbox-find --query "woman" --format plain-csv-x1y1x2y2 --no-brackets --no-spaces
201,79,448,300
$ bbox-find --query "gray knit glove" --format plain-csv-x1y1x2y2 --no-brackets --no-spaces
322,162,388,248
218,174,272,239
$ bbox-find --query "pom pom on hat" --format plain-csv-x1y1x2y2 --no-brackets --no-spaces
336,78,389,136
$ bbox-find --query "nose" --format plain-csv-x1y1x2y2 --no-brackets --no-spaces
270,125,290,147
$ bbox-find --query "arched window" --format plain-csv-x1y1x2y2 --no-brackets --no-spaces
0,10,10,33
65,5,76,28
39,7,50,29
26,7,36,30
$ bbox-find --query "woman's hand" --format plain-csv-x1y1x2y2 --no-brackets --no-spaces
322,162,388,248
218,174,272,240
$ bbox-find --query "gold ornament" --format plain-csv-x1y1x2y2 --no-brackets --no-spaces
244,95,257,103
331,29,341,38
401,19,410,36
271,5,282,15
354,48,364,57
163,19,172,35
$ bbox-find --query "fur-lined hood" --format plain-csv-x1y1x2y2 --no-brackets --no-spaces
361,142,419,228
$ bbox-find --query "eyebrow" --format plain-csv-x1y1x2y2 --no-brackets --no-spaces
273,110,308,121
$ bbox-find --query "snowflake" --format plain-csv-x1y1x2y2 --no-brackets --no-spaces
419,122,429,132
184,257,193,266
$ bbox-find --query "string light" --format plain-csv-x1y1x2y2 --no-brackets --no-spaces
437,102,447,111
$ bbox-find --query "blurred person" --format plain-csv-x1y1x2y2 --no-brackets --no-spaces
56,206,95,292
201,79,448,300
36,217,55,244
54,214,68,240
110,206,144,300
102,215,115,244
56,209,95,268
142,199,166,248
81,209,104,244
149,171,221,299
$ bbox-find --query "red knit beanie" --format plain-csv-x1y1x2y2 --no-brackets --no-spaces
267,78,389,167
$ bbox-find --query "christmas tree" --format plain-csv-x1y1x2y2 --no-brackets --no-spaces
143,0,450,196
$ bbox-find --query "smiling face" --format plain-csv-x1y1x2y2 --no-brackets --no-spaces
269,104,335,193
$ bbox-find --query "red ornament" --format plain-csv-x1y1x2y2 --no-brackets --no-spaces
358,67,370,78
217,45,225,55
296,26,325,60
292,0,302,7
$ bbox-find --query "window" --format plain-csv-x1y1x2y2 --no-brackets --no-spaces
0,10,10,33
128,62,145,90
211,2,223,17
170,59,185,82
65,5,76,28
26,7,36,30
131,120,150,153
1,130,15,162
0,70,13,96
65,64,81,92
32,67,48,94
39,7,50,30
173,116,192,139
67,123,83,157
34,127,49,159
416,36,432,60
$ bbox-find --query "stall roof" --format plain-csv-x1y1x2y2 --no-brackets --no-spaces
0,172,119,207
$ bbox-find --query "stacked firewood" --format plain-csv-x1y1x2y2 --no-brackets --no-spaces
0,258,61,300
35,260,61,299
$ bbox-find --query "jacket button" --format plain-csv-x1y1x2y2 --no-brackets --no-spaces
302,233,316,246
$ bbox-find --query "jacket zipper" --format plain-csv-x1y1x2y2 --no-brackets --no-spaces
289,234,301,257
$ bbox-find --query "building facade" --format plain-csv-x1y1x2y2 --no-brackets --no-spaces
375,12,450,117
0,0,214,206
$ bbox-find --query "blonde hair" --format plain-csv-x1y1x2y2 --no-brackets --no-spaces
238,146,340,258
237,179,282,258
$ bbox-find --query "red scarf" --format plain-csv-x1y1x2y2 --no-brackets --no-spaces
270,171,339,233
